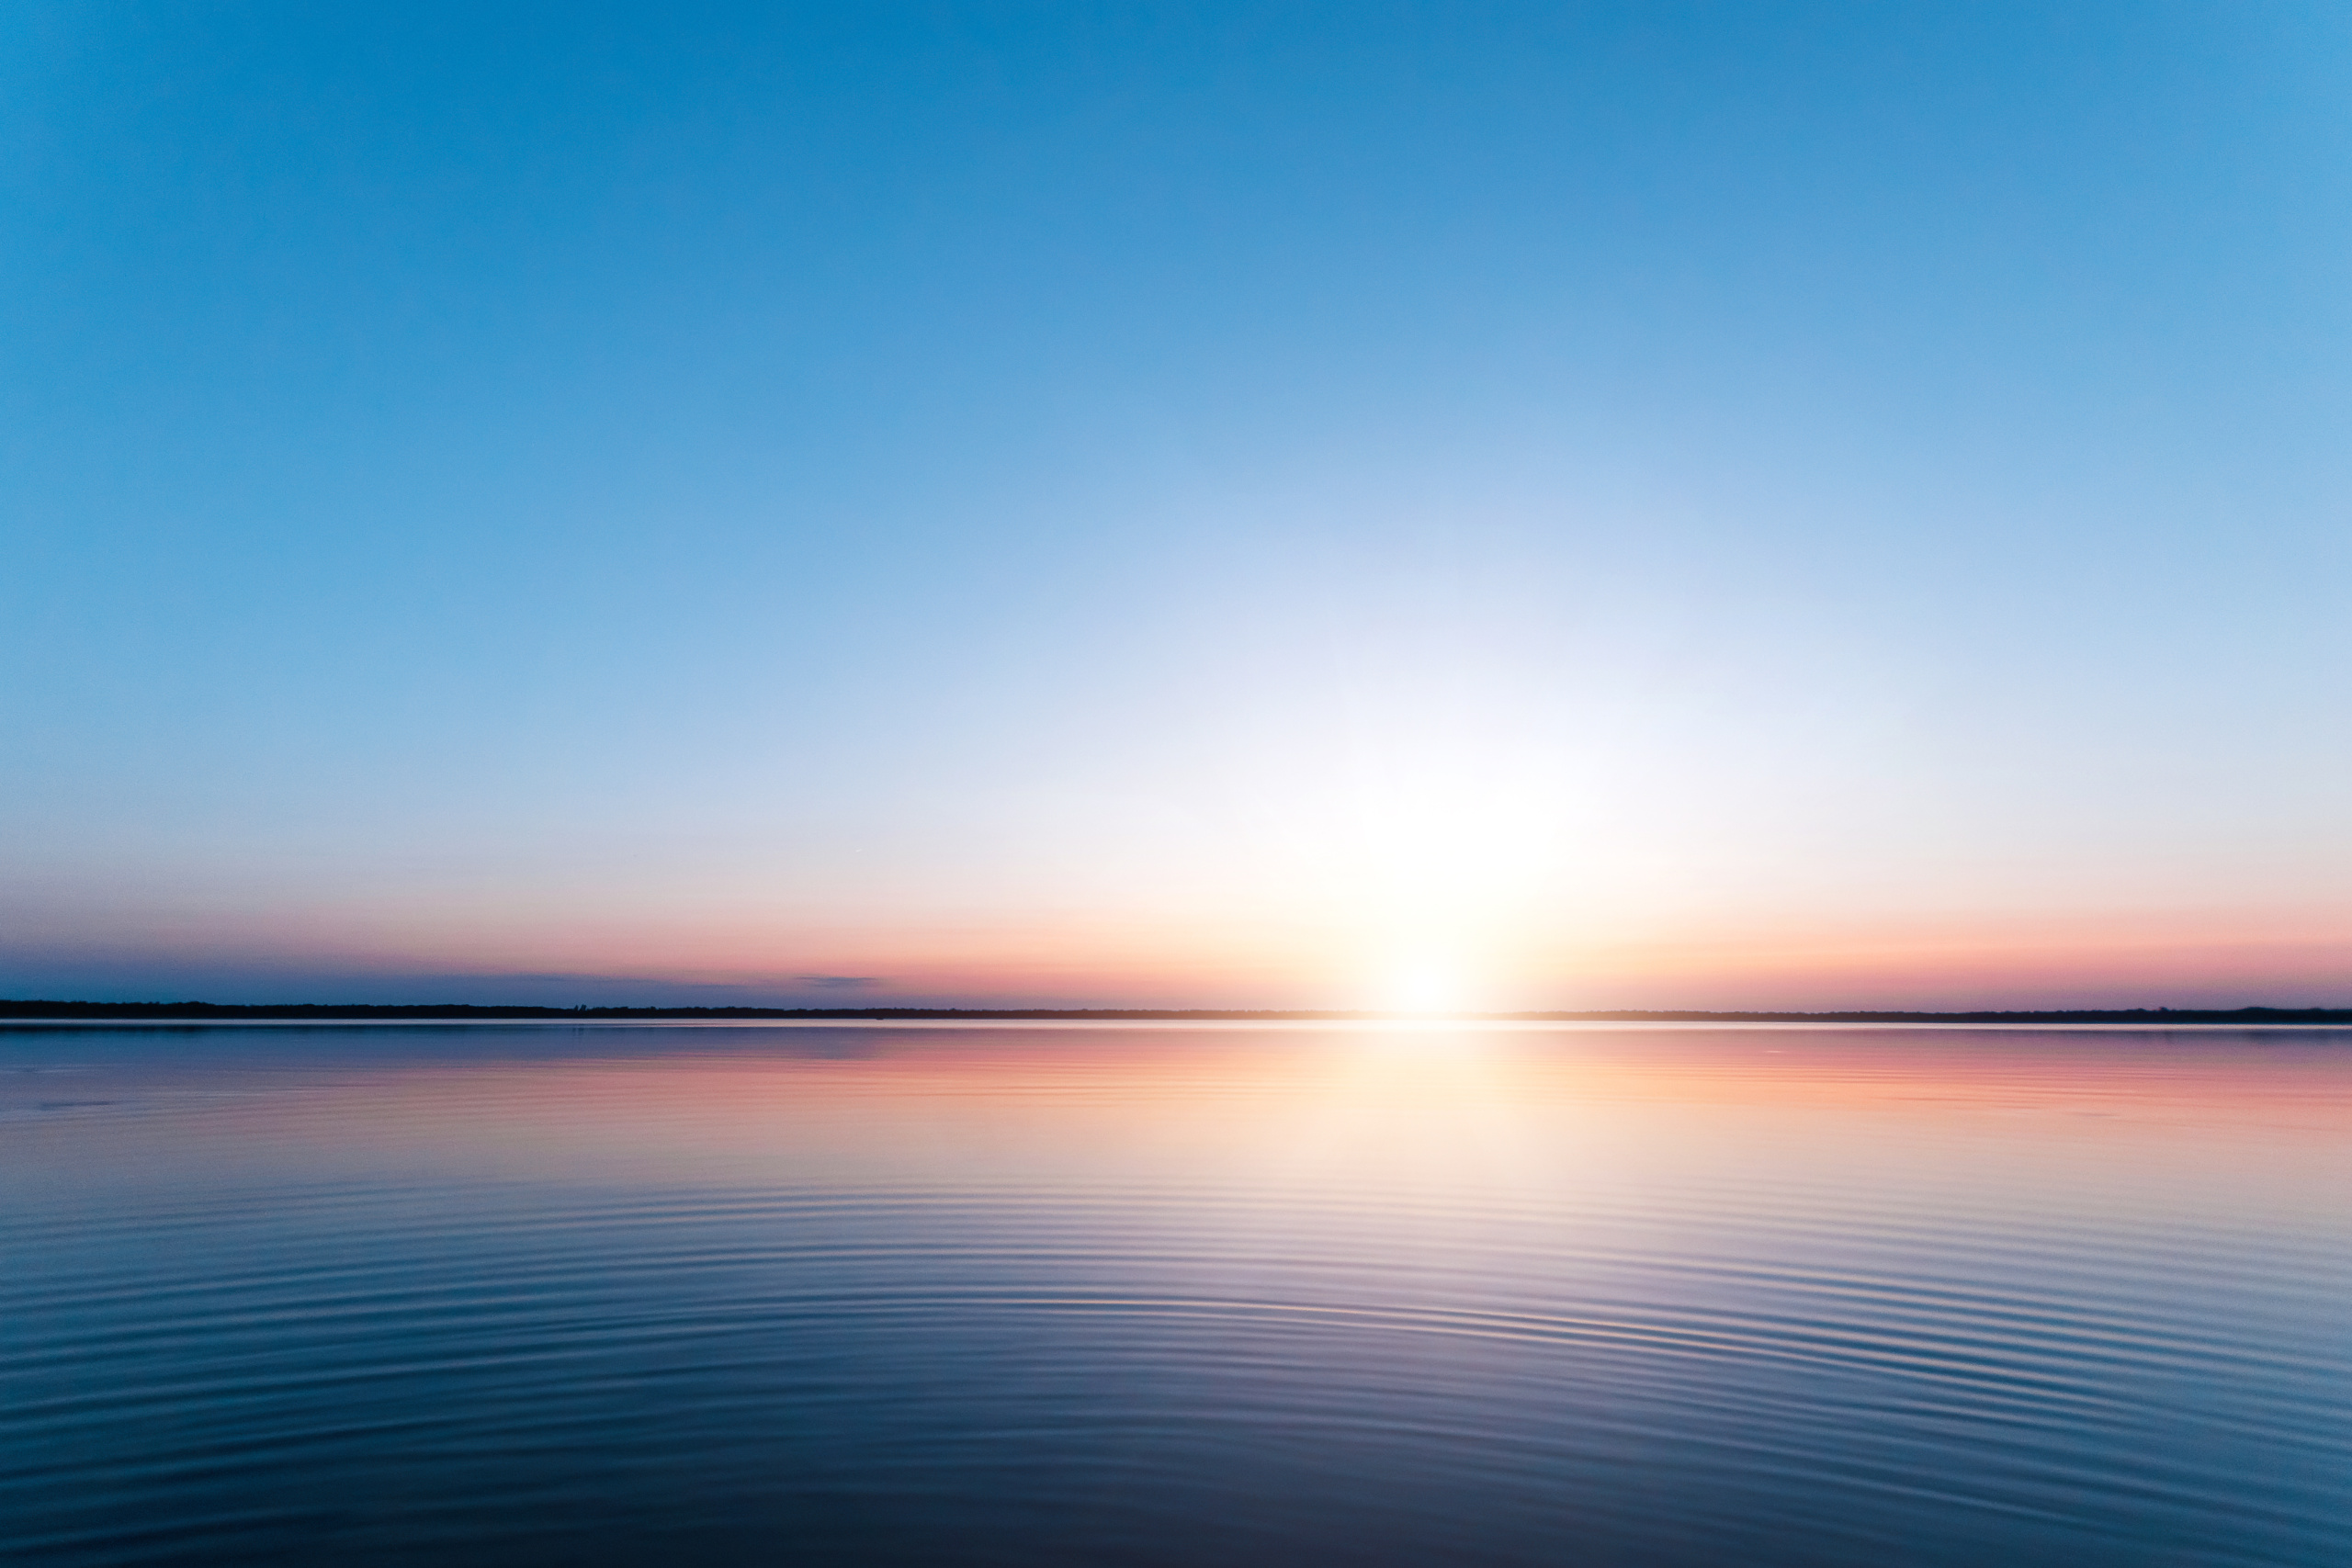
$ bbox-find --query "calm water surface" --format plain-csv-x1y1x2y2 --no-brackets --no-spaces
3,1022,2347,1566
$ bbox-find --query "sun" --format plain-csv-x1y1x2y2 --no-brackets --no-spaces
1374,953,1476,1016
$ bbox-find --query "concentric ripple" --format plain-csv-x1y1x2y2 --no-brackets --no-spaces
2,1023,2347,1566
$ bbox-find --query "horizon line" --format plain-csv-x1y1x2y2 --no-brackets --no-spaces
6,1000,2352,1026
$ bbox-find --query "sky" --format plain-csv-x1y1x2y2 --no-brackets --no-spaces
6,2,2349,1010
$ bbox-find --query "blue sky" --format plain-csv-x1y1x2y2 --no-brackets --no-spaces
6,3,2349,1007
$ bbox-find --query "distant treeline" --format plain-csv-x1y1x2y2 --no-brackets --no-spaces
4,1000,2350,1024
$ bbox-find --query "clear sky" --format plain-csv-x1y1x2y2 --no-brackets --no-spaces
6,2,2349,1010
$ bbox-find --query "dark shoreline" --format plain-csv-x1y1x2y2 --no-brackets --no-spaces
6,1000,2350,1025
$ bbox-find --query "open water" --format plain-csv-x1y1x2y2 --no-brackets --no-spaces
2,1021,2346,1566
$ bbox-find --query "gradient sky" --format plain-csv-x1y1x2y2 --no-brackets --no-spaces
6,2,2350,1009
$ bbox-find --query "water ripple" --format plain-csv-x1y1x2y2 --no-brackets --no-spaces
2,1024,2348,1566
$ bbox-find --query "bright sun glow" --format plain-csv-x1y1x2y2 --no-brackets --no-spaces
1339,751,1577,1014
1184,656,1658,1012
1375,953,1475,1015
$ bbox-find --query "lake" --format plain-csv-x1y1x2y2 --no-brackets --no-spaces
4,1022,2346,1566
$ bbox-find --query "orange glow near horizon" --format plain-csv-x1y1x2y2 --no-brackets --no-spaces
38,879,2352,1010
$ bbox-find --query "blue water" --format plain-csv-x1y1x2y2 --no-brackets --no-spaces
3,1023,2347,1566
